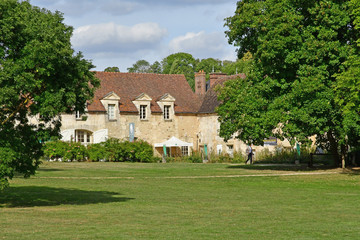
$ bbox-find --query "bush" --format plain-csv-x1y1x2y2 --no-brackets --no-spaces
87,143,107,162
63,142,88,162
66,138,153,162
255,147,311,164
208,150,246,163
43,140,68,161
43,141,88,161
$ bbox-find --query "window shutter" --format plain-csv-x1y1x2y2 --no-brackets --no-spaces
61,129,75,142
93,129,108,143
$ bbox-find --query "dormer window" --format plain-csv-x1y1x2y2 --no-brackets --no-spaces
100,91,120,122
157,93,175,122
133,93,152,121
164,105,170,120
108,104,115,120
140,105,147,120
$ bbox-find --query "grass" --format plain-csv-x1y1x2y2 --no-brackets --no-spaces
1,162,360,239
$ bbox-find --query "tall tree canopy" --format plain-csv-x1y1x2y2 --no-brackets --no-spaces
219,0,359,167
162,53,197,90
104,66,120,72
127,60,151,73
0,0,99,189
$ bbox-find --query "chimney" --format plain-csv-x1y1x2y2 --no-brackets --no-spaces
195,70,206,95
209,72,227,88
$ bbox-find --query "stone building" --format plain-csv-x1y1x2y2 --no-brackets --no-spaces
60,71,290,157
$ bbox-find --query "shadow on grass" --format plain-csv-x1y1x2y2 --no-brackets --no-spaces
36,168,64,172
228,164,337,171
341,167,360,175
0,186,134,208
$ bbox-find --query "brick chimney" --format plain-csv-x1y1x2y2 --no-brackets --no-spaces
195,70,206,95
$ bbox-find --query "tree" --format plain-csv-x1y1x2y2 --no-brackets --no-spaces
104,66,120,72
334,0,360,150
150,61,162,73
219,0,359,167
0,0,99,189
162,53,196,90
127,60,151,73
195,58,222,74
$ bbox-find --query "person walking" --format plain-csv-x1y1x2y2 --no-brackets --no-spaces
245,145,253,164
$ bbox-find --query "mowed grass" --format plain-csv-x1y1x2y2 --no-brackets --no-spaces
1,162,359,240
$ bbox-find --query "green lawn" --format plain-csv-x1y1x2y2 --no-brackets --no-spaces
1,162,359,239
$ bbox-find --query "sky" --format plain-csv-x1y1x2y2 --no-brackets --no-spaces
30,0,239,72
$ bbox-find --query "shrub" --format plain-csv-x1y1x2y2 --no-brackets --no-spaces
207,150,245,163
63,142,88,162
43,140,68,161
255,147,311,164
98,138,154,162
185,151,203,163
87,143,107,162
43,141,88,161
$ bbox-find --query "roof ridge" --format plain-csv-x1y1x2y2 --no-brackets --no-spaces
93,71,184,76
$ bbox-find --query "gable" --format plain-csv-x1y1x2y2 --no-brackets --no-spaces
101,91,120,101
134,93,152,101
157,93,176,102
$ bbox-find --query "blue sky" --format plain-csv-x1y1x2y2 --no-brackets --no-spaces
30,0,238,72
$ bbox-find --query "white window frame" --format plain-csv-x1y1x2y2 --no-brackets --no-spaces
164,105,170,120
108,104,115,120
75,130,92,144
140,105,147,120
181,146,189,156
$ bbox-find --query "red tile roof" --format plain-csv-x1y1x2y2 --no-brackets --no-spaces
88,72,202,114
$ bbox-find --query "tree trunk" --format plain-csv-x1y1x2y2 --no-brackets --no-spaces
340,144,347,169
328,131,340,167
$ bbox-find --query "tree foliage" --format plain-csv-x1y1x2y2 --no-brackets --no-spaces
219,0,359,166
127,60,151,73
126,54,254,91
104,66,120,72
162,52,197,89
0,0,99,189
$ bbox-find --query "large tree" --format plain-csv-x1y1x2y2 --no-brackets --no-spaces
127,60,151,73
0,0,99,189
162,52,196,90
104,66,120,72
334,0,360,151
219,0,359,167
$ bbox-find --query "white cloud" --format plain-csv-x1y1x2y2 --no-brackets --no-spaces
168,31,231,59
72,22,168,53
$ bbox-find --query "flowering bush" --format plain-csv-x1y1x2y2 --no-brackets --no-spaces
43,140,68,161
43,138,154,162
63,142,88,162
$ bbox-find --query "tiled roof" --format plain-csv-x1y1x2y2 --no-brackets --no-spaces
198,73,246,113
88,72,202,114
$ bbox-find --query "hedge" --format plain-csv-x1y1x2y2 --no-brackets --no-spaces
43,138,154,162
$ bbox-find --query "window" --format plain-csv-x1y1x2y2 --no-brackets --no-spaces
181,146,189,156
108,104,115,120
227,145,234,156
75,111,81,119
140,105,147,120
75,130,92,144
163,105,170,120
